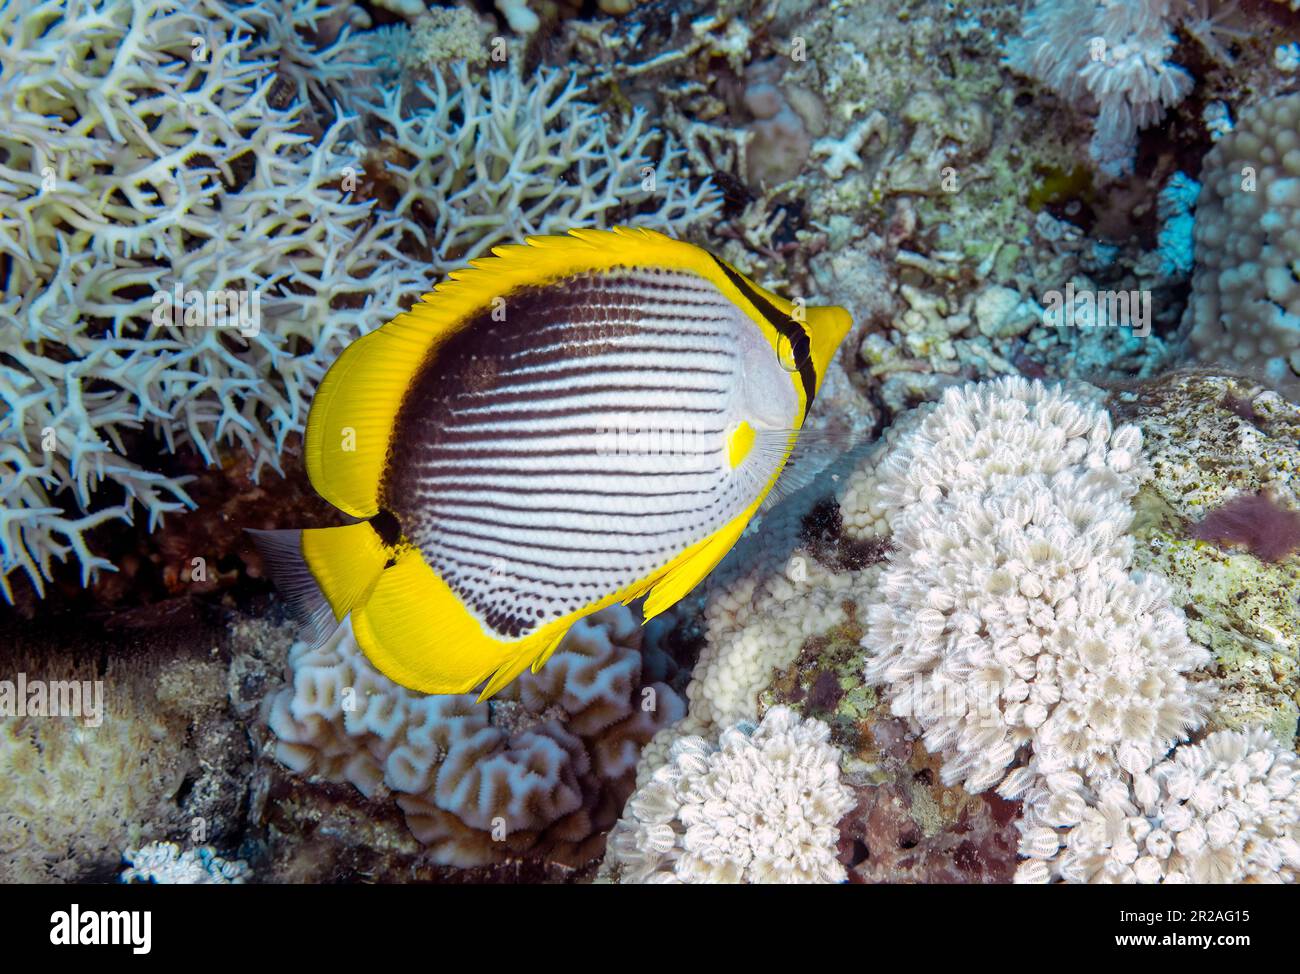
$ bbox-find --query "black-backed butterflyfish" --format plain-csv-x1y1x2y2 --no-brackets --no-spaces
252,227,852,699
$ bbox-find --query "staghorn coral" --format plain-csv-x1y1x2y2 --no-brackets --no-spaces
602,706,854,883
0,0,718,602
264,605,685,867
853,377,1210,797
356,61,718,270
1016,727,1300,883
1182,93,1300,398
0,0,424,600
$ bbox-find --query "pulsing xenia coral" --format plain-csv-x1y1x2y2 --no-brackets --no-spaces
856,378,1209,797
603,706,855,884
1016,728,1300,883
1006,0,1193,176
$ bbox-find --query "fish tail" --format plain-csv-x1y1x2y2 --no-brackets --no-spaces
246,521,390,647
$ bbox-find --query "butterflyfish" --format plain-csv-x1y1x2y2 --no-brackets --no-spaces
252,227,852,699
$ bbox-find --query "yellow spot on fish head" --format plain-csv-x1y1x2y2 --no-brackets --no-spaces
727,421,756,469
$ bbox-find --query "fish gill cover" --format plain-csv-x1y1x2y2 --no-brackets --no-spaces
0,0,1297,897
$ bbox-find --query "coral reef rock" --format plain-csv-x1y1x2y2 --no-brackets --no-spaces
1111,372,1300,744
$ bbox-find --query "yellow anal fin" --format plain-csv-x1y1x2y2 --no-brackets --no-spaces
478,628,570,700
530,629,571,675
352,549,512,694
639,506,757,622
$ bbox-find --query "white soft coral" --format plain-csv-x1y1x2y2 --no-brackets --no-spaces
1007,0,1194,176
1017,728,1300,883
604,706,854,884
857,378,1209,797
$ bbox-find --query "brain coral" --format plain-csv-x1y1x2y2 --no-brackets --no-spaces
853,377,1209,797
1184,93,1300,398
1016,727,1300,883
265,606,685,867
603,706,854,883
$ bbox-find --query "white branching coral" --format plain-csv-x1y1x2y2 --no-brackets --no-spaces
0,0,424,600
856,377,1209,798
0,0,719,600
265,606,684,867
603,706,854,884
1007,0,1194,177
1016,728,1300,883
357,62,719,269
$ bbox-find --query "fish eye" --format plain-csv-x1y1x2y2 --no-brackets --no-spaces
776,334,800,373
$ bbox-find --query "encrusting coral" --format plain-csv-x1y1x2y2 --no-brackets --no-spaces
265,606,685,867
1110,372,1300,743
602,706,854,883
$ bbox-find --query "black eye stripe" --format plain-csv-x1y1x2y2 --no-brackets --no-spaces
711,257,816,420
